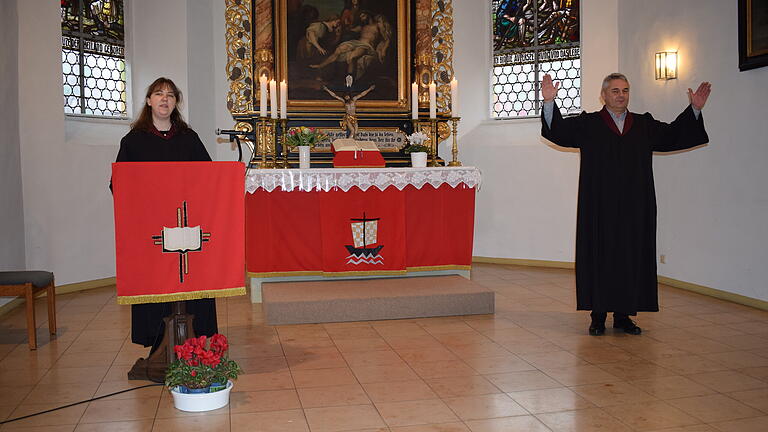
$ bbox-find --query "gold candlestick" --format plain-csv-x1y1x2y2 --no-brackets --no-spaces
429,119,439,167
280,118,289,168
448,117,461,167
255,117,280,168
259,117,268,168
269,118,279,168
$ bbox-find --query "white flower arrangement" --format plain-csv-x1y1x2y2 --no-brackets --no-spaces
403,131,431,154
406,131,430,146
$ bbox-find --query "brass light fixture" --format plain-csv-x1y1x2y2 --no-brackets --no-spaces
655,51,678,80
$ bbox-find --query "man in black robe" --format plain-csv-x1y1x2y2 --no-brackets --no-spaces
540,73,711,335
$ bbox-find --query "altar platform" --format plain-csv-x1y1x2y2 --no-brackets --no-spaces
262,275,494,325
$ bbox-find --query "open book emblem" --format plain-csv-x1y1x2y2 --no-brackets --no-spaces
345,212,384,265
152,201,211,282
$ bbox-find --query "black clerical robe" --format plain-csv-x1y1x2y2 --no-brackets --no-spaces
115,126,219,347
541,103,708,315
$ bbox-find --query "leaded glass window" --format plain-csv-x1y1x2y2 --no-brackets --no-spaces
492,0,580,118
61,0,127,117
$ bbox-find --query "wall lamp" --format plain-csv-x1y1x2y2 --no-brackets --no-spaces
655,51,678,80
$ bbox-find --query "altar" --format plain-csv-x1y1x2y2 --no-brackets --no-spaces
245,167,481,302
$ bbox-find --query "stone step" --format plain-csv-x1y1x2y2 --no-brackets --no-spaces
262,275,494,325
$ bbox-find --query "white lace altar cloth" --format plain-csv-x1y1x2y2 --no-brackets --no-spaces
245,167,482,193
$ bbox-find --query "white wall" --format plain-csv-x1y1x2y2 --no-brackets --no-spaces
213,0,241,161
454,0,619,262
187,0,218,157
12,0,215,286
0,0,24,308
17,0,67,274
130,0,190,121
0,0,25,272
16,0,127,285
618,0,768,302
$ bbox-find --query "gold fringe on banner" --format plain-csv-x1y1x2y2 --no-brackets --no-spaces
117,286,246,305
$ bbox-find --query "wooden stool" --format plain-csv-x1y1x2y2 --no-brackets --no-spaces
0,271,57,350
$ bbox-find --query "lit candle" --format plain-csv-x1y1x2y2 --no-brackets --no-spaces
269,79,278,119
411,82,419,120
450,77,459,118
280,80,288,119
428,82,437,119
259,74,268,118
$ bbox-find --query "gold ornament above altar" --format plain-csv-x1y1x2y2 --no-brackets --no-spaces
225,0,455,117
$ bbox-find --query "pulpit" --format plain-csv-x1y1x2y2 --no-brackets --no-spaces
112,162,246,380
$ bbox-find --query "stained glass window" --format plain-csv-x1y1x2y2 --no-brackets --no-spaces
492,0,580,118
61,0,127,117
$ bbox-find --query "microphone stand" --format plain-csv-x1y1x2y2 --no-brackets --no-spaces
216,129,258,165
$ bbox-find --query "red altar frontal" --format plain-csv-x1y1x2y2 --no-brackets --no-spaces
245,167,482,301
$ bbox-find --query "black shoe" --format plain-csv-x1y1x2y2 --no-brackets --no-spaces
588,322,606,336
613,318,642,335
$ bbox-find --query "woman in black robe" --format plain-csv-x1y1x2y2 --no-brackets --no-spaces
114,77,218,350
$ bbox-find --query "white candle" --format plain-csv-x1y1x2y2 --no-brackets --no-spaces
411,82,419,119
450,77,459,118
259,75,268,118
280,80,288,119
428,82,437,119
269,79,278,119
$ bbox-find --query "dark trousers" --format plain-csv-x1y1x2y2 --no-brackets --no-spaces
590,311,630,322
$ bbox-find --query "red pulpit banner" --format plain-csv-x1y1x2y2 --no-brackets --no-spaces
112,162,246,305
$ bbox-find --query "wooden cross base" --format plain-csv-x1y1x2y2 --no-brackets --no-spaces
128,301,196,383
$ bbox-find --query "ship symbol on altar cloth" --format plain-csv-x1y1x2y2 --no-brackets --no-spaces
345,212,384,265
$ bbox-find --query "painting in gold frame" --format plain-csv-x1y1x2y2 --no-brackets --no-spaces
275,0,410,111
739,0,768,71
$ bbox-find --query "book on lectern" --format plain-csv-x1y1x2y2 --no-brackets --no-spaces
331,139,385,168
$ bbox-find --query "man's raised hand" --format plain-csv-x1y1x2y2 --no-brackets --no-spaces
688,82,712,110
542,74,560,102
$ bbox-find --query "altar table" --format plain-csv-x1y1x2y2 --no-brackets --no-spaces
245,167,481,302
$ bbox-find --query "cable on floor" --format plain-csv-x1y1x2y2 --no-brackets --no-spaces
0,383,164,425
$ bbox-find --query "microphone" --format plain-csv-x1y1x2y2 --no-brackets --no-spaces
216,128,256,138
215,128,257,163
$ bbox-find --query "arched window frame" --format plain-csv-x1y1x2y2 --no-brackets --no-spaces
61,0,129,118
491,0,581,119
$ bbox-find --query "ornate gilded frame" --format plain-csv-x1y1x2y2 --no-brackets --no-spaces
276,0,409,112
225,0,254,114
225,0,454,120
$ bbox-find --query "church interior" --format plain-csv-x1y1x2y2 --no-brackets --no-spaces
1,0,767,431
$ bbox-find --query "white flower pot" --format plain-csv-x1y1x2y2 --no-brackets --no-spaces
298,146,311,169
170,380,233,412
410,152,428,167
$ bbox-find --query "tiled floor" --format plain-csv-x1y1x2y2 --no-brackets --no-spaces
1,263,767,431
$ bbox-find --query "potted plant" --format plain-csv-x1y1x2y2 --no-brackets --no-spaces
165,334,242,412
286,126,328,169
403,131,431,167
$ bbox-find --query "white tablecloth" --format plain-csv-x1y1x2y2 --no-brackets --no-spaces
245,167,482,193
